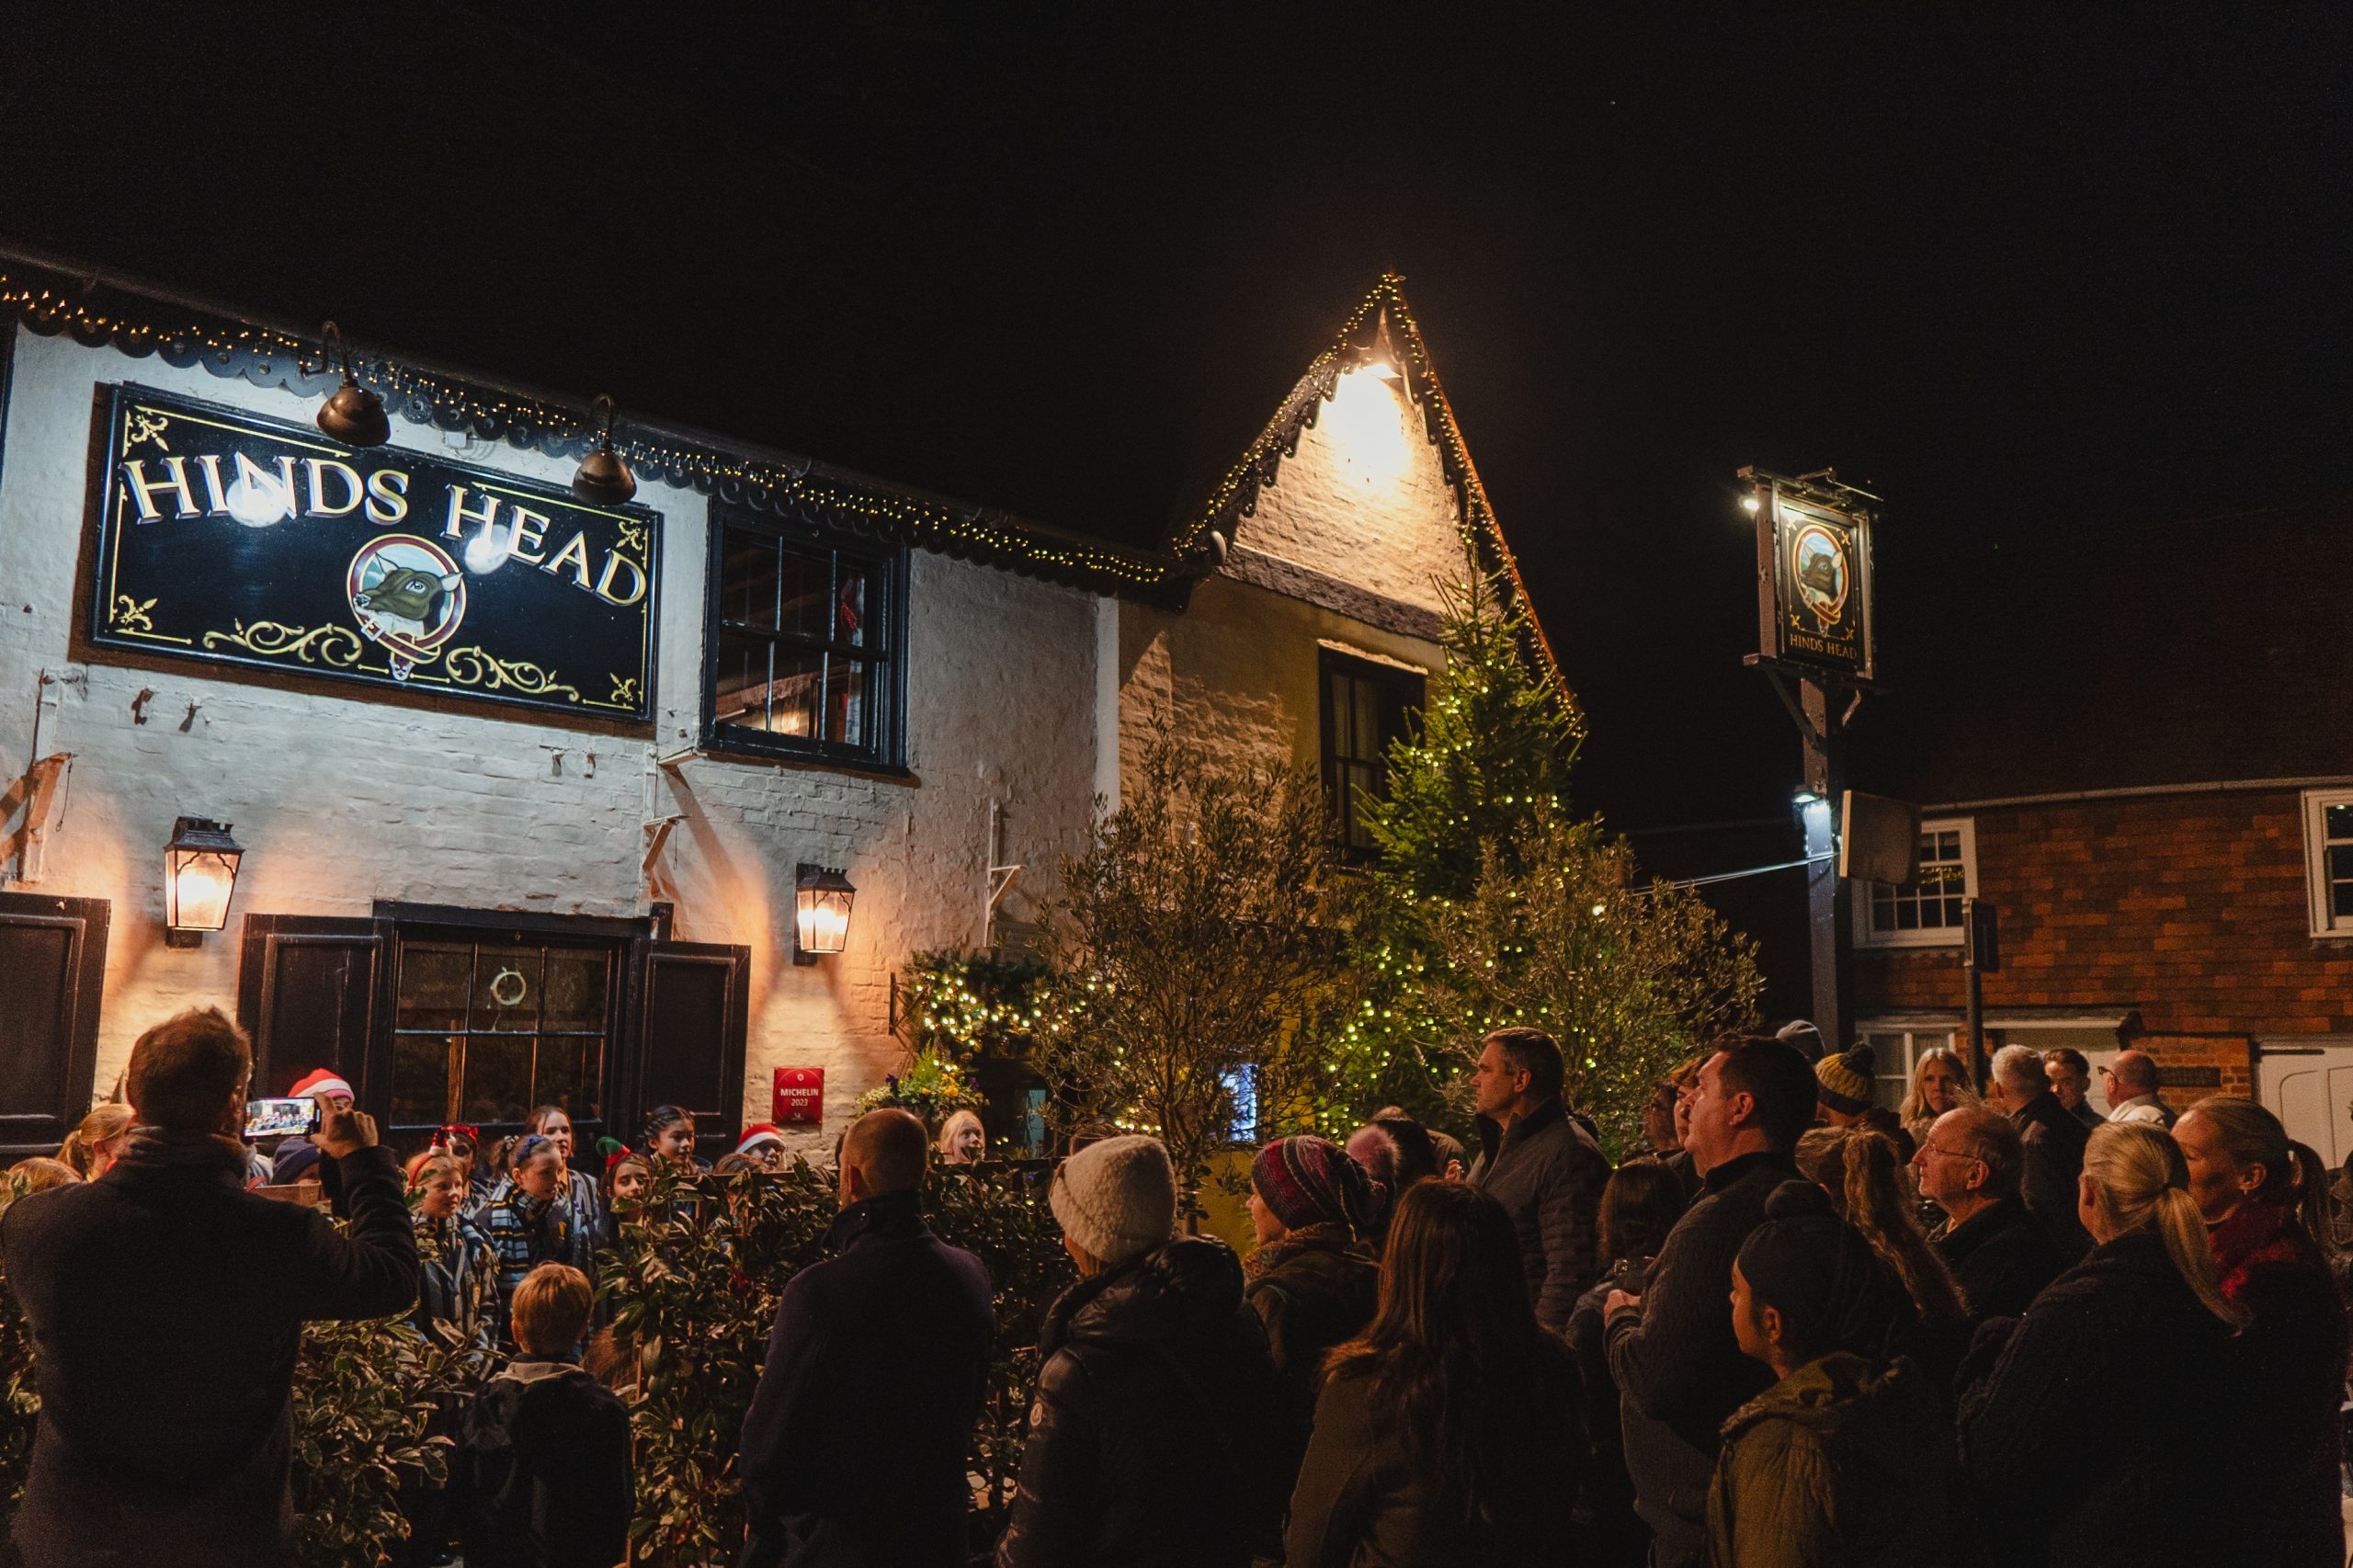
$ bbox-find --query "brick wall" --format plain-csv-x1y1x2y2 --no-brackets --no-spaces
1855,790,2353,1038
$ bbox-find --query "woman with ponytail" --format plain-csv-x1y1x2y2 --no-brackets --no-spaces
1958,1122,2246,1568
1801,1126,1972,1380
54,1105,134,1181
2173,1097,2348,1568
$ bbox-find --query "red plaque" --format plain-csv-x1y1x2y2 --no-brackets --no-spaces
774,1067,824,1127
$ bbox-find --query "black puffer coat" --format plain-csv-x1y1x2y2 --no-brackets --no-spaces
1471,1097,1611,1327
996,1236,1278,1568
1957,1228,2235,1568
1245,1226,1379,1545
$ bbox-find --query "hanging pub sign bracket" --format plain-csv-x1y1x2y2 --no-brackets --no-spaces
1743,466,1879,685
88,384,660,723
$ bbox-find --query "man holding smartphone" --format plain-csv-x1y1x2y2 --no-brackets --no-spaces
0,1006,419,1568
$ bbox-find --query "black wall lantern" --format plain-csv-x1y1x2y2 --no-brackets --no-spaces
164,816,244,948
793,863,856,964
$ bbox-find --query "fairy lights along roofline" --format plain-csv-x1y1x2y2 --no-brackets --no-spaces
1168,271,1568,700
0,244,1187,601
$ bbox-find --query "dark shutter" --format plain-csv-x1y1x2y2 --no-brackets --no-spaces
626,939,750,1163
235,915,392,1106
0,893,110,1157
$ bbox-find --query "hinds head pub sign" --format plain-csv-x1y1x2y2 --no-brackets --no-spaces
90,386,659,722
1746,469,1877,683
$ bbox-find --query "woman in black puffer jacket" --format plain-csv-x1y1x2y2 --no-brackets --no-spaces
997,1135,1278,1568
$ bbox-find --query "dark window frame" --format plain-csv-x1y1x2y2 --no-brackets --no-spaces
700,511,911,772
1318,648,1425,863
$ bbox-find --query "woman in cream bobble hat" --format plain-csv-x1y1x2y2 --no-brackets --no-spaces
1000,1134,1279,1567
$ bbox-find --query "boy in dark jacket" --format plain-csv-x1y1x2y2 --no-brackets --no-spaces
455,1262,631,1568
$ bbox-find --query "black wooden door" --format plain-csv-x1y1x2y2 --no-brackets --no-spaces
235,915,392,1104
624,938,751,1164
0,892,110,1158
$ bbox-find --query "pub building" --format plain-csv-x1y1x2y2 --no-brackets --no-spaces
0,250,1555,1164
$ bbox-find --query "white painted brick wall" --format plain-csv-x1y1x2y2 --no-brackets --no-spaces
0,326,1100,1151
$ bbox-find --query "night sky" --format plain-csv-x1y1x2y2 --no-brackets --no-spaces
4,3,2346,834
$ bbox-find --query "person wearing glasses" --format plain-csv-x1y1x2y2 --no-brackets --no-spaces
1913,1103,2074,1324
2099,1051,2177,1130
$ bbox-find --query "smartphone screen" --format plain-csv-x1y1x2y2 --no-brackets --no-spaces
244,1096,321,1142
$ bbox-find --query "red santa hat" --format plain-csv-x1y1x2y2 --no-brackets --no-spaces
289,1069,355,1102
735,1123,785,1156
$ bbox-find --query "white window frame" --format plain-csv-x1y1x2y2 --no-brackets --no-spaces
1854,816,1976,949
2301,789,2353,938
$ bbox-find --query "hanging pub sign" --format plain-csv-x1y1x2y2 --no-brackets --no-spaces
1748,471,1876,682
88,385,659,722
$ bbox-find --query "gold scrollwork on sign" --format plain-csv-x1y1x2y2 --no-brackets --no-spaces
443,646,582,703
614,517,648,556
111,596,158,632
609,675,641,707
122,409,171,452
202,621,365,666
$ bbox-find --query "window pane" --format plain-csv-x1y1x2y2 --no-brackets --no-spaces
713,630,773,730
1328,672,1353,758
719,528,779,628
1894,901,1919,930
471,946,541,1033
2330,803,2353,843
462,1035,535,1125
397,943,471,1034
543,949,608,1034
836,560,870,647
533,1032,603,1122
1345,762,1377,848
391,1034,458,1128
767,646,823,737
825,655,868,746
779,545,831,641
1351,681,1379,766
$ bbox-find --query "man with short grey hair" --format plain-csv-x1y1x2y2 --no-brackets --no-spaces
1987,1044,2090,1249
2100,1049,2177,1130
1915,1104,2073,1320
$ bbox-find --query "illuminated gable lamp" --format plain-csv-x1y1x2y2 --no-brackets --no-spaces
314,321,392,448
792,863,857,965
571,394,638,506
163,817,244,949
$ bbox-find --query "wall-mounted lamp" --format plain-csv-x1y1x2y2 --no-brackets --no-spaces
314,321,392,448
793,863,856,964
572,394,638,506
164,816,244,948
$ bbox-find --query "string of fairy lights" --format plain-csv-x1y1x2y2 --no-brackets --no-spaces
0,268,1168,589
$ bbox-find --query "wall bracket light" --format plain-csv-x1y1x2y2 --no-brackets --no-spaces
314,321,392,448
164,816,244,948
793,863,856,964
572,394,638,506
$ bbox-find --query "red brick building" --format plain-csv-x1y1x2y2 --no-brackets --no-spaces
1652,502,2353,1161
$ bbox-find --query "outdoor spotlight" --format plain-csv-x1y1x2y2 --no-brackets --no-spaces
792,863,857,964
1741,494,1763,515
164,816,244,948
571,394,638,506
314,321,392,448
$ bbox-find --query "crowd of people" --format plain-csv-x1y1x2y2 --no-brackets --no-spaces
1,1005,2348,1568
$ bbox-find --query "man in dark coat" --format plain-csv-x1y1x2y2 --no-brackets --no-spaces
1468,1028,1611,1328
1602,1037,1818,1568
998,1134,1278,1568
1989,1045,2092,1249
739,1108,993,1568
1915,1104,2075,1322
1,1006,419,1568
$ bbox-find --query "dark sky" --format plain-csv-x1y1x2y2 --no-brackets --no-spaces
4,3,2347,832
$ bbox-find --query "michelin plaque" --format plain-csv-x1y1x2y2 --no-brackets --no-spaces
90,385,658,721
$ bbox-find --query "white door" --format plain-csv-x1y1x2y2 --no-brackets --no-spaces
2256,1040,2353,1168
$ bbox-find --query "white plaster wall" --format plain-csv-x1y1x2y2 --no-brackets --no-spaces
1228,369,1465,616
0,324,1100,1145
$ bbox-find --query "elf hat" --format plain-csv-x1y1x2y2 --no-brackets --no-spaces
289,1069,354,1102
1814,1045,1878,1118
736,1123,786,1156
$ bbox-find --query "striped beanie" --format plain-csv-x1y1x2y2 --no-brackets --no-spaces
1814,1044,1878,1117
1251,1135,1378,1237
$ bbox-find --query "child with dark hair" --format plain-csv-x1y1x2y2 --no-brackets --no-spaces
1567,1159,1691,1566
1708,1183,1964,1568
453,1263,631,1568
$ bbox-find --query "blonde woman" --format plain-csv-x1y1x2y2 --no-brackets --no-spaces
1957,1123,2247,1566
1898,1048,1974,1151
56,1105,135,1180
937,1108,985,1167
